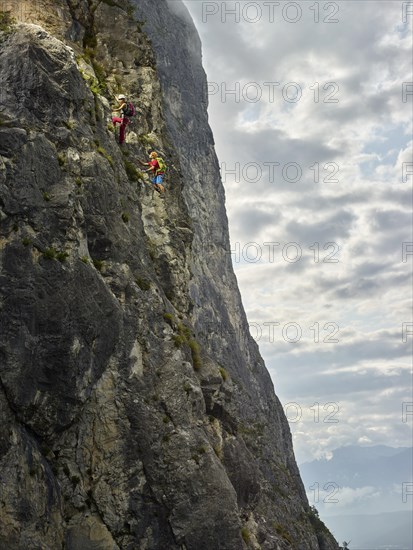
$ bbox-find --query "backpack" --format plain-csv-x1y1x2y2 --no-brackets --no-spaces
123,102,136,117
156,157,167,174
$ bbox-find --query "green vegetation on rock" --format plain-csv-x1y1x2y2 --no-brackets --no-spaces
135,277,151,291
0,11,15,34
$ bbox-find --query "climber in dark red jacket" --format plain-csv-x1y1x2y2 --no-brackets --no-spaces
112,94,135,145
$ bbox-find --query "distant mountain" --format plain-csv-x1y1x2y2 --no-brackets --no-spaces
325,510,412,549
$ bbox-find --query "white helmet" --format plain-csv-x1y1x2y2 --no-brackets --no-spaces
117,94,126,100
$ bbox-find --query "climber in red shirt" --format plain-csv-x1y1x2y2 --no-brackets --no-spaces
139,152,166,195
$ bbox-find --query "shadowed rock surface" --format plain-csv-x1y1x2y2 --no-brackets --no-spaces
0,1,339,549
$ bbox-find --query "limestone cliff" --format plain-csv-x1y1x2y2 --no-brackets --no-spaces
0,1,339,549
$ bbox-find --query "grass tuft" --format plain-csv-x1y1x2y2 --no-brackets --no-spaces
93,259,104,271
163,312,175,327
135,277,150,291
57,153,66,167
43,248,56,260
0,11,15,34
124,159,143,182
173,334,185,348
219,367,228,381
188,339,201,370
170,322,203,370
96,145,114,168
57,251,69,263
241,527,251,543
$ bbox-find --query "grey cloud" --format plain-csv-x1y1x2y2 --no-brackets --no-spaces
274,367,412,402
371,209,412,233
285,210,355,244
332,277,390,300
266,332,412,376
362,209,413,256
354,261,395,278
380,188,413,208
294,191,371,211
312,269,412,300
315,90,396,127
218,128,342,195
183,0,413,461
230,205,281,240
219,127,340,163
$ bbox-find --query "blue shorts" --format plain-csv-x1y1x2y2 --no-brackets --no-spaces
152,174,164,185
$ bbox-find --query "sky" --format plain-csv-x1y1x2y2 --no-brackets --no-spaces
179,0,413,470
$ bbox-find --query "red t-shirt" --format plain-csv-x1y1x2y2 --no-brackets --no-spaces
149,159,164,174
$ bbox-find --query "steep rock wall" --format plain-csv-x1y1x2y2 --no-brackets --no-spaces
0,1,339,549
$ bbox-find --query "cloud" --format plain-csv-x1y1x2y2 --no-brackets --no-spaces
306,486,380,510
229,203,281,241
182,0,413,462
285,210,355,243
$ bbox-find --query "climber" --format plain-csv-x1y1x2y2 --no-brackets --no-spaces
138,151,166,195
112,94,136,145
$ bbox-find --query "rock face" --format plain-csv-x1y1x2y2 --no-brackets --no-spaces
0,1,339,549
